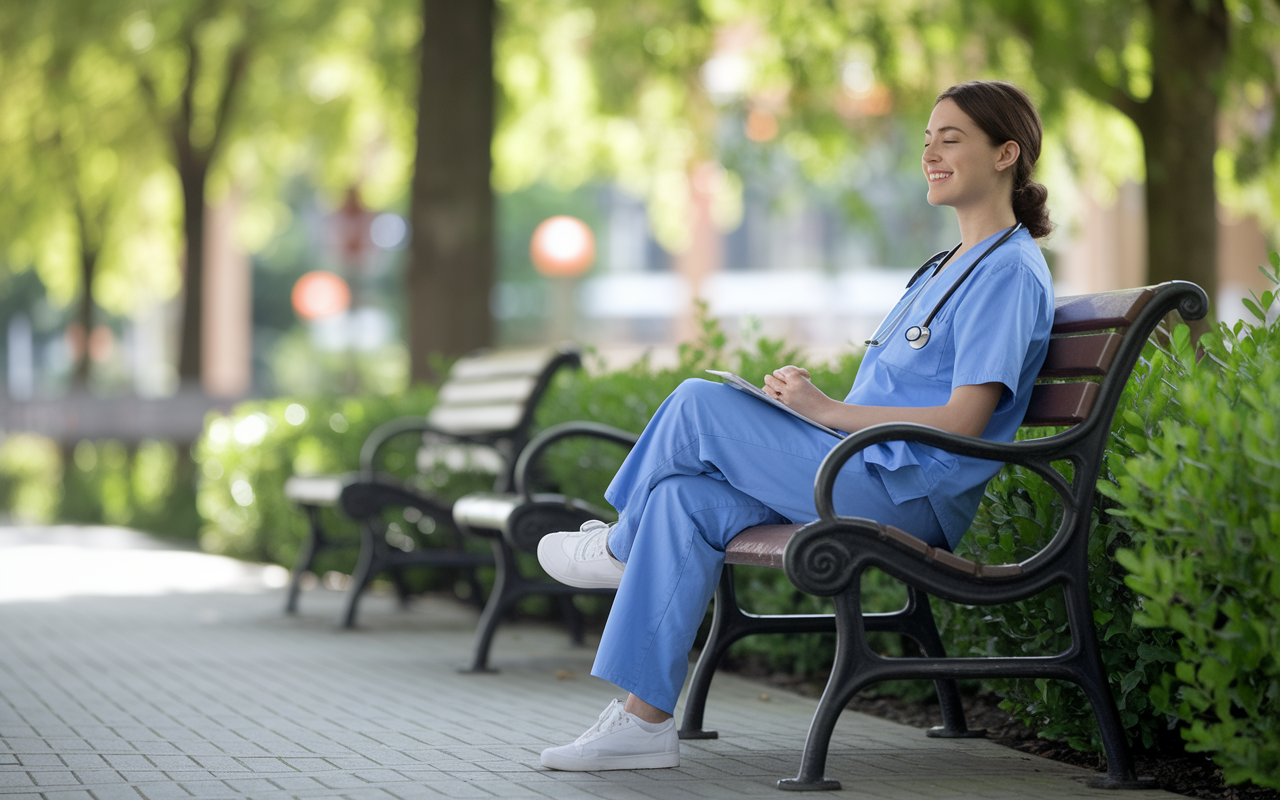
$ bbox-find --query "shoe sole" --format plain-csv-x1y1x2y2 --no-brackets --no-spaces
536,535,624,590
540,750,679,771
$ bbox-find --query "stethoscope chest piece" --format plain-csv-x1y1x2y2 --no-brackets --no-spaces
905,325,930,349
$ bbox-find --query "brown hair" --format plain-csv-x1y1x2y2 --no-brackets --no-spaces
935,81,1053,239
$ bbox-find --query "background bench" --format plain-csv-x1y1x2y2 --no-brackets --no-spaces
282,344,581,628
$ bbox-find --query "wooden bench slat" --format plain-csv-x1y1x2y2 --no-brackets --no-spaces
1023,382,1100,427
437,377,538,406
724,524,804,568
449,348,572,380
426,404,526,434
1051,287,1155,334
1040,332,1122,378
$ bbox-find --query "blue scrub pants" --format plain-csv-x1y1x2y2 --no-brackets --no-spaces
592,379,945,714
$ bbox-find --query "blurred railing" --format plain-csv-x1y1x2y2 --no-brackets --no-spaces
1,390,236,444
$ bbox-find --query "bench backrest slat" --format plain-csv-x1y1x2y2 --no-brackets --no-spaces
1022,287,1159,428
424,346,578,437
1050,287,1155,334
1039,332,1122,378
437,377,539,406
1023,382,1100,427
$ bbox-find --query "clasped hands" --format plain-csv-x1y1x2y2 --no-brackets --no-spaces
762,365,833,420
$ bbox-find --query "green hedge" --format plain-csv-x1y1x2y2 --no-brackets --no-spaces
195,387,441,567
0,435,200,540
1103,258,1280,789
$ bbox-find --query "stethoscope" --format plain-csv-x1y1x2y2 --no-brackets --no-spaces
865,223,1022,350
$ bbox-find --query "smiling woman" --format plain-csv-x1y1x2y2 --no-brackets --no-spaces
926,82,1053,245
532,80,1058,776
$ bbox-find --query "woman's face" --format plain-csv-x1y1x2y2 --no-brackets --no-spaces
922,98,1017,212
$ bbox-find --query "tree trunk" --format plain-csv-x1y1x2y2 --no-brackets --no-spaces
1139,0,1228,308
176,159,208,384
407,0,496,383
72,242,97,390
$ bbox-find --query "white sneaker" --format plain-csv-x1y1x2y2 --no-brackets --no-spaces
537,520,625,589
541,699,679,771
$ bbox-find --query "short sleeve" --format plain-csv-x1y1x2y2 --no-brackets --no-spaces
948,257,1047,410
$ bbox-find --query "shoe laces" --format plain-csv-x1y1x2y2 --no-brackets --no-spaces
576,699,630,743
574,520,615,561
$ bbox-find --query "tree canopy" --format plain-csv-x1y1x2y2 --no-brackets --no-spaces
1,0,1276,391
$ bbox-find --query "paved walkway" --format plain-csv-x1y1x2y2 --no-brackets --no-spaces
0,526,1180,800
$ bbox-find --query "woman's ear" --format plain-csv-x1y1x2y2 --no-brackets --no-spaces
994,141,1020,173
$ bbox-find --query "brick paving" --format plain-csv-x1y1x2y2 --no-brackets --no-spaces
0,526,1181,799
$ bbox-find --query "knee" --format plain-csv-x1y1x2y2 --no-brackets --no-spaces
649,473,717,506
670,378,723,411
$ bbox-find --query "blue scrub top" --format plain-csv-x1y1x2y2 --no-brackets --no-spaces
845,227,1054,550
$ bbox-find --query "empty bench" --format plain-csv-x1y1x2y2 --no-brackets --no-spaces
282,344,582,628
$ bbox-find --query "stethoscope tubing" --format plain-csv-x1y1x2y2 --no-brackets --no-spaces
866,223,1022,349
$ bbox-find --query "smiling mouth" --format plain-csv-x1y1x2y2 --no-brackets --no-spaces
927,171,953,182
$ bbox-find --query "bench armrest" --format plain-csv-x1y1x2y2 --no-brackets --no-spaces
359,416,501,473
813,422,1076,523
513,421,640,498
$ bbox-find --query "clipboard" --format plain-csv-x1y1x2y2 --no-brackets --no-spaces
705,370,845,439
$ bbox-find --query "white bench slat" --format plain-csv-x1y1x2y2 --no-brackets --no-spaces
417,443,506,474
448,348,568,381
283,476,344,506
437,377,538,406
426,404,525,435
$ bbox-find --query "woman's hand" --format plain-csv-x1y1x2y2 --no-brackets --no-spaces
762,365,833,419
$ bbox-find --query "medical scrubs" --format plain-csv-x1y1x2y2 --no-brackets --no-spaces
593,227,1054,714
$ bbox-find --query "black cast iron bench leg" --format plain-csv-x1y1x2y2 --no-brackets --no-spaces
286,505,326,614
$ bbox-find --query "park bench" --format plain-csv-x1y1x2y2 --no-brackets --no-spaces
682,280,1209,790
455,280,1208,790
281,344,582,630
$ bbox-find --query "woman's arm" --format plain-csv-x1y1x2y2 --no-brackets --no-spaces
762,365,1003,439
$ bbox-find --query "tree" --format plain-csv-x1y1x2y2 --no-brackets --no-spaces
969,0,1278,306
659,0,1280,303
1,0,422,390
0,2,176,389
406,0,497,379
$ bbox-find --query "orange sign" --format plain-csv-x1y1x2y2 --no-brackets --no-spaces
291,271,351,320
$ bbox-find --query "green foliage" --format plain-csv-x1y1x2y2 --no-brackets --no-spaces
195,386,439,566
1103,257,1280,789
0,435,64,522
58,439,201,539
0,435,199,539
936,259,1280,789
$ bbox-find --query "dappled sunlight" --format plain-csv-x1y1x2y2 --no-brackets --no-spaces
0,525,288,602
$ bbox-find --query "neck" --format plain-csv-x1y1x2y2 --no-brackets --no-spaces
953,203,1018,260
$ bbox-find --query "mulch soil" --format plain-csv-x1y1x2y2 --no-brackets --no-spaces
729,661,1279,800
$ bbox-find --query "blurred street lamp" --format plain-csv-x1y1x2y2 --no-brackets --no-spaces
291,271,351,321
531,216,595,342
530,215,596,278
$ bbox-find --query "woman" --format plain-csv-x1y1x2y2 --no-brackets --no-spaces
536,80,1055,771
